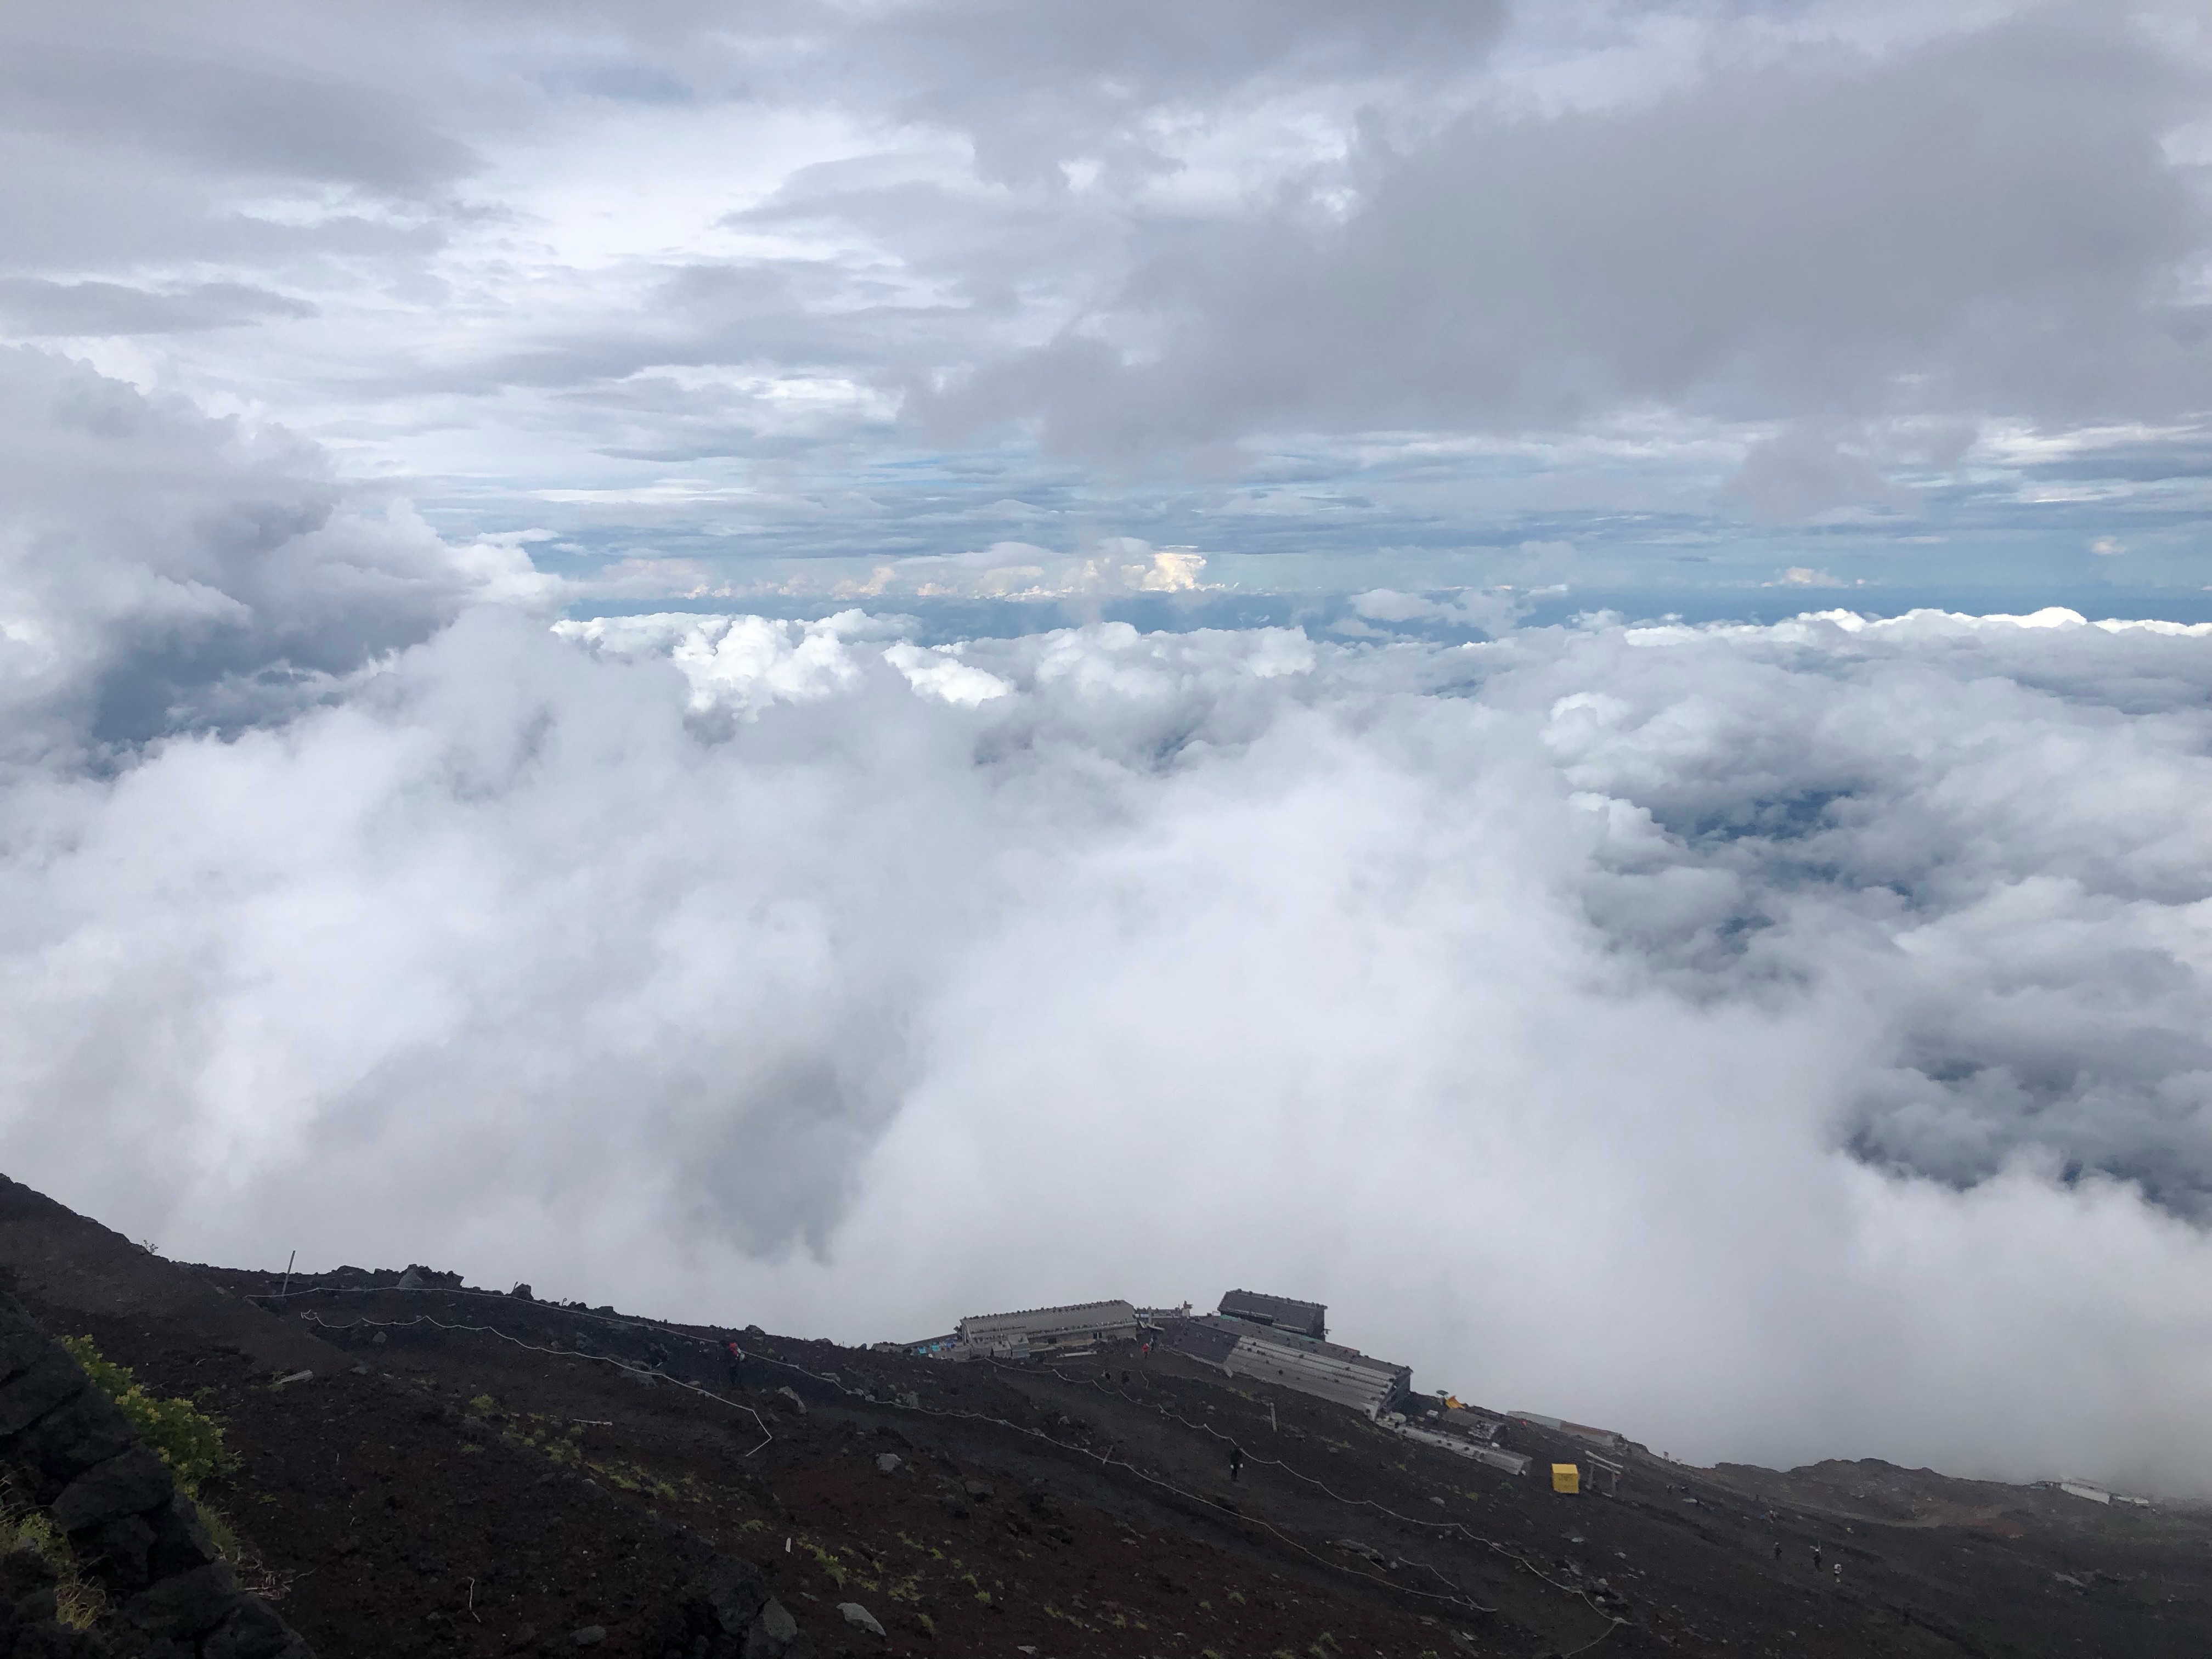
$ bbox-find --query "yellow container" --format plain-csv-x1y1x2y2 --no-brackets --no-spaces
1551,1464,1580,1494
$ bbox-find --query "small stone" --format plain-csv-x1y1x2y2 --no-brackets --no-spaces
571,1627,606,1647
873,1453,901,1475
962,1481,994,1500
836,1602,884,1638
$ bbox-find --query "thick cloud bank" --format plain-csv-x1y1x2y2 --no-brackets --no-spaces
5,358,2212,1491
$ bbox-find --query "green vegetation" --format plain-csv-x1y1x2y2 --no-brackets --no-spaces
1,1479,105,1629
803,1540,850,1588
58,1335,234,1494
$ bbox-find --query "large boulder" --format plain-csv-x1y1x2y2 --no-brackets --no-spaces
53,1446,173,1533
13,1387,136,1483
119,1561,241,1640
654,1559,815,1659
202,1595,314,1659
144,1494,221,1578
0,1352,87,1441
82,1511,158,1589
743,1598,811,1659
691,1558,770,1634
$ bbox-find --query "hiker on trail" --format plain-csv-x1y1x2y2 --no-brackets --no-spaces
1833,1561,1842,1584
1812,1545,1822,1570
1229,1444,1245,1482
1771,1541,1782,1561
724,1341,743,1388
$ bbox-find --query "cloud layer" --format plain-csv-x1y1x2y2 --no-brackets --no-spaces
5,355,2211,1493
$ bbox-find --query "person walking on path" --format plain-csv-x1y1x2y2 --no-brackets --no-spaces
1771,1541,1782,1561
1812,1544,1823,1571
1229,1444,1245,1482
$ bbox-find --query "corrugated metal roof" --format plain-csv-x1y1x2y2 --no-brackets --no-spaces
1224,1335,1409,1417
1156,1316,1240,1368
1162,1314,1409,1417
1393,1423,1531,1475
1218,1289,1328,1340
959,1299,1139,1342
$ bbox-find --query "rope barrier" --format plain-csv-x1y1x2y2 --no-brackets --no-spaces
260,1283,1628,1637
292,1310,775,1457
1009,1356,1627,1633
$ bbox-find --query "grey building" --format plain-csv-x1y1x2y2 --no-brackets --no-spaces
957,1299,1139,1352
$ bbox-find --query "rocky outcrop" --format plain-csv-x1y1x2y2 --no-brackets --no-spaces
648,1556,814,1659
0,1294,311,1659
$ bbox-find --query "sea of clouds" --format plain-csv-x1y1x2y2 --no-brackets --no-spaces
4,350,2211,1489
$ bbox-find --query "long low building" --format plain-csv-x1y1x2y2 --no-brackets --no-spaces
958,1299,1141,1351
1159,1311,1412,1418
1507,1410,1628,1452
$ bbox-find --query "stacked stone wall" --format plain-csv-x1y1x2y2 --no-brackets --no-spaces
0,1295,310,1659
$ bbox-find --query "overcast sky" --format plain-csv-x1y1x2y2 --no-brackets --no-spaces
2,0,2207,609
5,3,2212,1492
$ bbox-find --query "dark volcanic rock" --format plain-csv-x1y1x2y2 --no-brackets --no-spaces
15,1388,137,1483
692,1558,771,1633
202,1596,314,1659
0,1351,88,1440
743,1599,808,1659
119,1561,240,1640
53,1447,172,1533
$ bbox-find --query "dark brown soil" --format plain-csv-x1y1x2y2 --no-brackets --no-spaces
4,1176,2209,1658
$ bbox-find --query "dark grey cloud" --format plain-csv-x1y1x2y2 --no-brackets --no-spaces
0,0,2194,577
918,7,2210,455
0,349,538,762
0,278,314,336
0,40,476,195
851,0,1509,185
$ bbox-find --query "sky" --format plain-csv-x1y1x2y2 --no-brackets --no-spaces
4,2,2212,1493
0,0,2205,612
